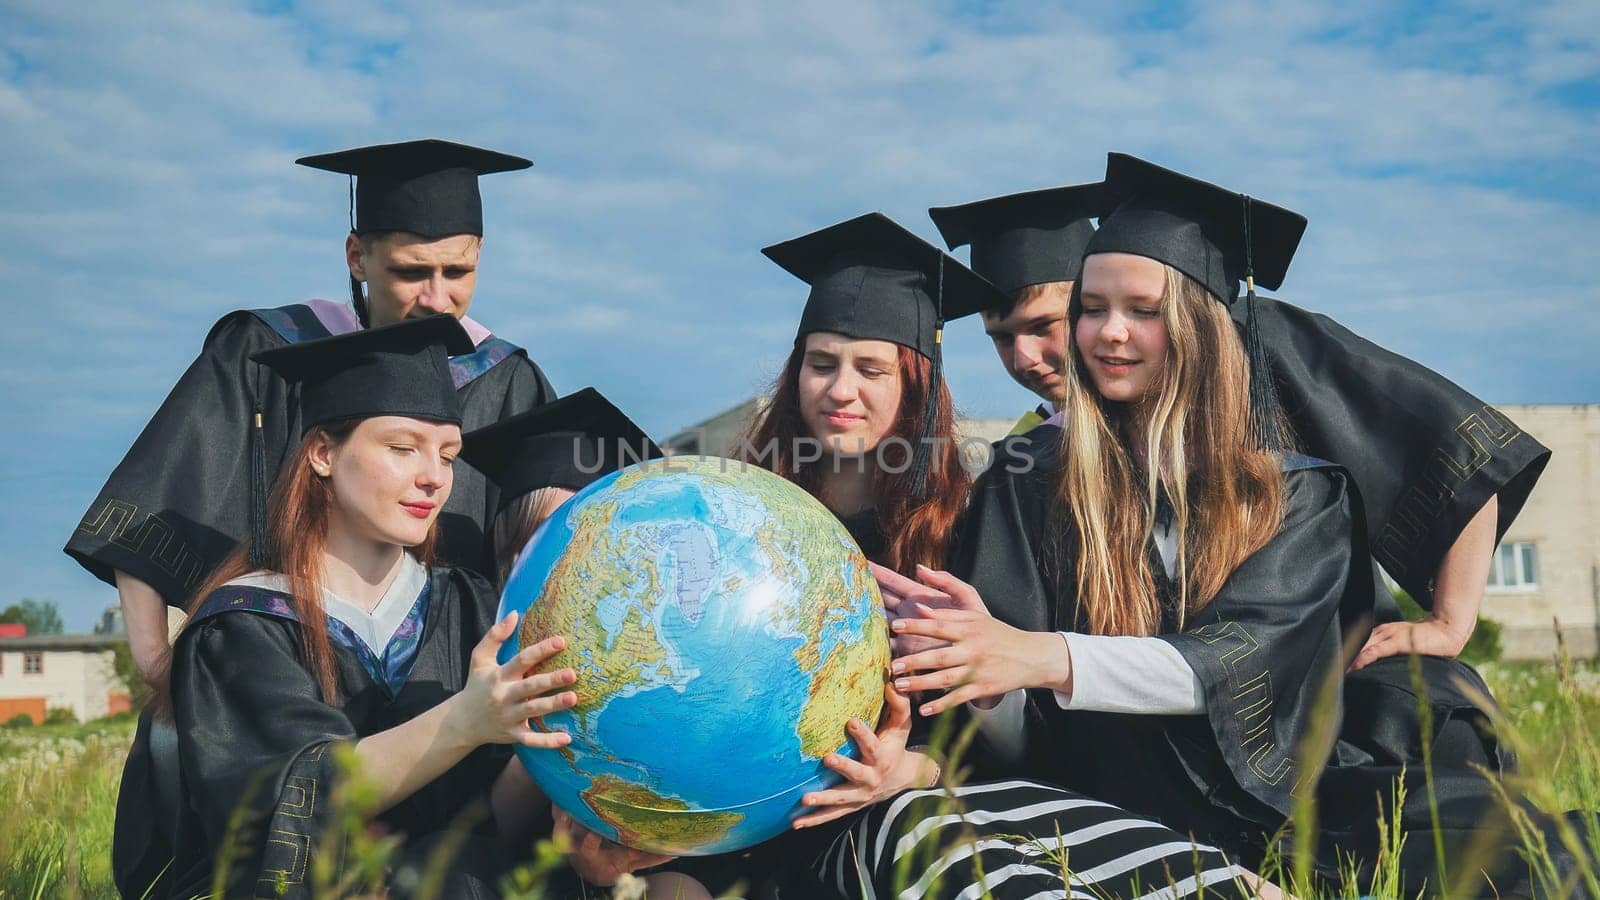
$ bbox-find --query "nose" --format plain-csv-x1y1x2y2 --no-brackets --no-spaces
1013,335,1043,372
416,272,453,314
417,455,451,493
825,370,857,404
1099,311,1130,344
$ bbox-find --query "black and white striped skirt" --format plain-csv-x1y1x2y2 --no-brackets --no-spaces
807,779,1255,899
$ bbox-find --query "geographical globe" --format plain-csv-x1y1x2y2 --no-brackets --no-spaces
497,455,890,856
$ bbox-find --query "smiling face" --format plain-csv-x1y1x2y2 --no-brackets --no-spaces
982,280,1073,407
796,332,905,458
1075,253,1171,405
311,415,463,549
347,231,482,326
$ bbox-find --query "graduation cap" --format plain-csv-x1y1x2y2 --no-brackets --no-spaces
243,315,473,566
296,138,532,239
461,387,663,513
1089,153,1305,304
253,314,474,433
1086,153,1309,449
928,182,1108,310
762,212,1005,494
761,212,1005,358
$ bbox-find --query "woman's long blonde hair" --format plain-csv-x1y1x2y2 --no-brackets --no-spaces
1055,264,1285,636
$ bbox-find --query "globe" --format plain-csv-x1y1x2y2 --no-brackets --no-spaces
497,455,890,856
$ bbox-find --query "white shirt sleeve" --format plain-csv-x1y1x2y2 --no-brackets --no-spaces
967,688,1027,767
1053,633,1206,715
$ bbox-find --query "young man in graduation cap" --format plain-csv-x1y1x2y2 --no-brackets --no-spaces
930,165,1548,676
929,182,1105,435
65,139,559,684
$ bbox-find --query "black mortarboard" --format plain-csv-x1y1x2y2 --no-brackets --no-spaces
461,387,663,513
761,212,1006,358
928,182,1107,310
1087,153,1306,304
252,314,474,433
296,139,532,238
1086,153,1308,449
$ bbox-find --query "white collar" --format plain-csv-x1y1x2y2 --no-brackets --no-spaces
226,554,429,655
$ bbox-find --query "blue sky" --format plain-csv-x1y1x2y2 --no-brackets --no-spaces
2,0,1597,630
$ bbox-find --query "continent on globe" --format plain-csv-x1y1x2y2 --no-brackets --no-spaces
582,774,745,855
796,621,890,760
499,456,890,855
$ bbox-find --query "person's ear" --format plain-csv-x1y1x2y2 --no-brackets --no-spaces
345,232,366,282
307,432,337,479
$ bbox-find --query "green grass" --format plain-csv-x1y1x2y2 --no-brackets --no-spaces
3,661,1598,899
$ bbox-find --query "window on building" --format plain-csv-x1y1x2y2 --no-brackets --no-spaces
22,652,43,675
1487,541,1539,591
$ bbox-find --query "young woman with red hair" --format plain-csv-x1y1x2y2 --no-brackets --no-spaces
155,317,577,899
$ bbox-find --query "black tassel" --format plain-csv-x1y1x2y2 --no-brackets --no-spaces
908,257,945,498
247,368,270,568
1240,194,1283,452
350,273,370,328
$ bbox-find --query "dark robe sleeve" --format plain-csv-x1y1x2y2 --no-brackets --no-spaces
64,313,292,606
1241,297,1550,606
948,430,1060,634
946,430,1064,778
171,612,359,899
1158,465,1372,820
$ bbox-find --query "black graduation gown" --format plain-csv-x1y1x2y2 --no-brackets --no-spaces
165,565,513,899
65,303,555,605
1237,296,1549,611
1237,297,1536,779
952,429,1372,856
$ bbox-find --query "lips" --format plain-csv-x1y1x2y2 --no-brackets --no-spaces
1096,355,1140,373
824,411,863,427
400,501,436,519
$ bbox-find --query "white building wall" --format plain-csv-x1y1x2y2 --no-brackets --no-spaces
1489,404,1600,660
0,648,123,722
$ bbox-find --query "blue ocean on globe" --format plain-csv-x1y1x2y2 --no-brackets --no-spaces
496,455,890,855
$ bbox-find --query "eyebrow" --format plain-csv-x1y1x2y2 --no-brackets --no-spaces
377,426,428,442
854,355,896,369
986,314,1059,336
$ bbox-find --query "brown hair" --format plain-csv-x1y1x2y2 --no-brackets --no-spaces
164,420,441,705
1055,265,1285,635
490,486,572,590
742,340,967,574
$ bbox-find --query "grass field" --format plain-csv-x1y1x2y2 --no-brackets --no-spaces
2,659,1597,899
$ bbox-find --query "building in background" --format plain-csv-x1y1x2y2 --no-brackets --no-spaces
1484,404,1599,660
0,630,130,723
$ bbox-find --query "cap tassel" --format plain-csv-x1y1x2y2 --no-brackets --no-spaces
349,272,370,328
247,366,270,568
1240,194,1283,452
346,176,371,327
908,257,945,498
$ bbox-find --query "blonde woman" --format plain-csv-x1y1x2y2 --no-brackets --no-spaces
893,157,1360,883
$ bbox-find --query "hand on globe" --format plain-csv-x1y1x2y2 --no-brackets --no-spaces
448,611,579,749
553,806,676,886
792,684,931,828
890,568,1071,716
